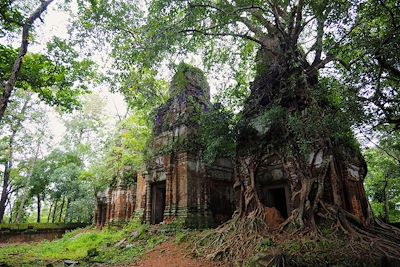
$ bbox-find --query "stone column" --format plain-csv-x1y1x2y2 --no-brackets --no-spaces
145,181,152,223
105,192,112,224
94,204,99,227
163,155,173,221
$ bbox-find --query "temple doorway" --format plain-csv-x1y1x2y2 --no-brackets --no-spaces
258,185,289,218
151,181,166,224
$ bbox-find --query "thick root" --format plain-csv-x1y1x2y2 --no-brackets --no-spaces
190,215,267,265
189,209,400,266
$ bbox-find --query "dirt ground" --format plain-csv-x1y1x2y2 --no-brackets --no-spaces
131,240,221,267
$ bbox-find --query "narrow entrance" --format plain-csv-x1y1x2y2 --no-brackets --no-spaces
151,181,166,224
259,185,288,218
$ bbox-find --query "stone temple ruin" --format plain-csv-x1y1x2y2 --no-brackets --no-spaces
95,63,370,229
95,64,235,228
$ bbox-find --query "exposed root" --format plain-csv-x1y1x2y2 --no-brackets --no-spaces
190,215,267,265
188,211,400,266
337,209,400,260
195,146,400,265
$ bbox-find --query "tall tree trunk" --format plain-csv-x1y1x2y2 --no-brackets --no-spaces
8,200,12,223
0,129,16,223
63,198,70,223
0,0,54,123
0,174,9,223
15,193,27,223
37,194,41,223
15,133,42,223
47,201,53,223
58,197,65,222
52,200,58,223
0,97,30,223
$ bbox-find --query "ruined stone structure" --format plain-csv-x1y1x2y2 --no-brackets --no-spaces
135,64,235,227
94,183,135,228
95,64,235,228
233,44,372,228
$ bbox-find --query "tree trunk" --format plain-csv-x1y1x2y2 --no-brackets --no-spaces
52,200,58,223
0,97,30,223
63,199,70,223
37,194,41,223
8,200,12,223
0,173,9,223
15,192,27,223
15,132,42,223
47,202,53,223
0,129,16,223
58,197,65,222
0,0,54,123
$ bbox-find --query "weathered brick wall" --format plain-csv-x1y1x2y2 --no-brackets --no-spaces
95,184,135,227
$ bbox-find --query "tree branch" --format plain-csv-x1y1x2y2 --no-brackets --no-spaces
376,55,400,79
361,131,400,165
267,1,288,39
311,17,324,66
0,0,54,123
180,28,263,45
292,0,305,41
237,16,269,42
188,1,271,41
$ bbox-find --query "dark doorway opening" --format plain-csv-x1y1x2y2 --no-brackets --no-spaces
151,181,166,224
209,180,234,225
259,186,288,218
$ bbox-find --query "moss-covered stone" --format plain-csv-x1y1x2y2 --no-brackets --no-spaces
170,62,210,101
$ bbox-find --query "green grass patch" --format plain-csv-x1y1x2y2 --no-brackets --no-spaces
0,220,168,266
0,223,87,231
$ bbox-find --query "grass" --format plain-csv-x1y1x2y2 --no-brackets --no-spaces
0,223,87,231
0,220,169,266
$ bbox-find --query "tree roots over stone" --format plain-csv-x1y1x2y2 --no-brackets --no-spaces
190,211,400,266
191,214,266,265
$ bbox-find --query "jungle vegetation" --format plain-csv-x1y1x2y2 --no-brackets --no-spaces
0,0,399,266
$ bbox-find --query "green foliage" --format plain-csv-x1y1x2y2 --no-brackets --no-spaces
282,78,362,156
0,0,24,34
28,149,95,223
0,42,96,111
251,106,287,137
118,67,169,111
98,112,151,186
337,0,400,129
364,144,400,222
197,103,237,163
288,107,359,156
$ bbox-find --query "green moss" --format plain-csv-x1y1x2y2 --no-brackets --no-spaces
170,62,208,96
250,106,287,136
